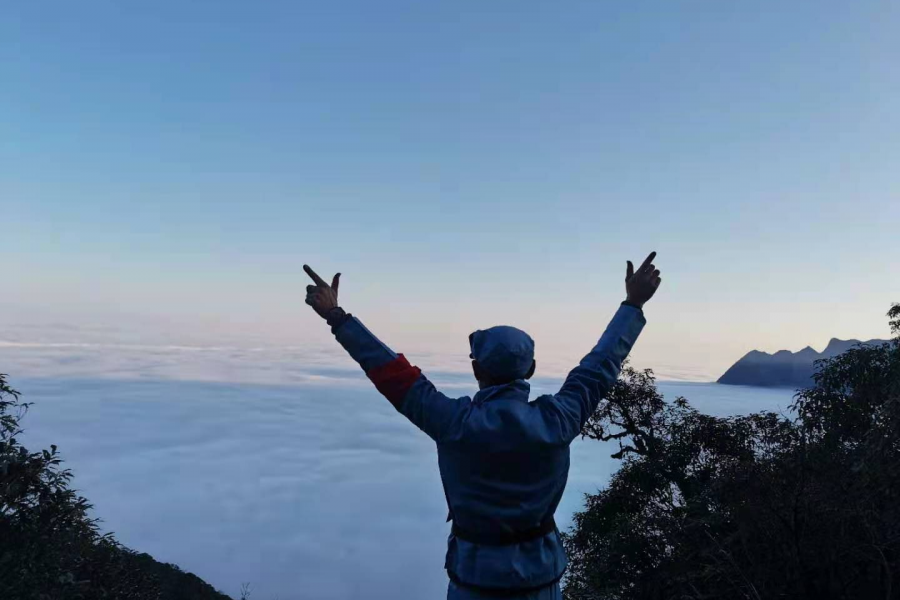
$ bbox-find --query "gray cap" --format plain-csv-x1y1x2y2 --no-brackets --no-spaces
469,325,535,382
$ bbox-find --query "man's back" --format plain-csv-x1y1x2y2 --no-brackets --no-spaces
439,381,570,532
438,381,574,591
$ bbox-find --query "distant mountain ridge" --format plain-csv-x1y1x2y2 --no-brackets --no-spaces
717,338,890,388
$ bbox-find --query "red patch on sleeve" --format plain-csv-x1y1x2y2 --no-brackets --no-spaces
366,354,422,409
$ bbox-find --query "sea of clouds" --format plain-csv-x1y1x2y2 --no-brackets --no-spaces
2,337,793,599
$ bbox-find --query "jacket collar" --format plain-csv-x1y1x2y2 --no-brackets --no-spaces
473,379,531,405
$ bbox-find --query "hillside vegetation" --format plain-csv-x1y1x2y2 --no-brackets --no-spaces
565,304,900,599
0,373,233,600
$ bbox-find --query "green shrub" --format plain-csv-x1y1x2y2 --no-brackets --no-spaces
564,304,900,600
0,374,232,600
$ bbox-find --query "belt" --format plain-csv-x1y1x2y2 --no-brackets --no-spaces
450,515,557,546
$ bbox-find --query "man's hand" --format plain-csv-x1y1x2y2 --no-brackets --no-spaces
304,264,341,320
625,251,662,309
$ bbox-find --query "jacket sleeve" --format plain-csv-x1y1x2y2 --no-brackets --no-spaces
542,303,646,443
332,315,469,442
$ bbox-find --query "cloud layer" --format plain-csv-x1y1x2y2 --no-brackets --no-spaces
11,373,793,599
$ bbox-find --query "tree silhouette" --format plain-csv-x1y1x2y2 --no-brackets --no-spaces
1,374,233,599
564,304,900,600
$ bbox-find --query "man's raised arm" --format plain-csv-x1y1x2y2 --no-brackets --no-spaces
303,265,468,441
543,252,662,443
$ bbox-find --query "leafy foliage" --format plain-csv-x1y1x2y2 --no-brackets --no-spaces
1,373,232,600
564,304,900,600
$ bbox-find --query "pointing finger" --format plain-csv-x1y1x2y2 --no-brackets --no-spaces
331,273,341,292
639,251,657,272
303,264,328,287
626,261,634,281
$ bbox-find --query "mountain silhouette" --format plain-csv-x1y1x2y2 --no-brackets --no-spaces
717,338,889,388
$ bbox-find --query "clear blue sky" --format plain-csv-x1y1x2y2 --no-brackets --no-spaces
3,1,898,379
